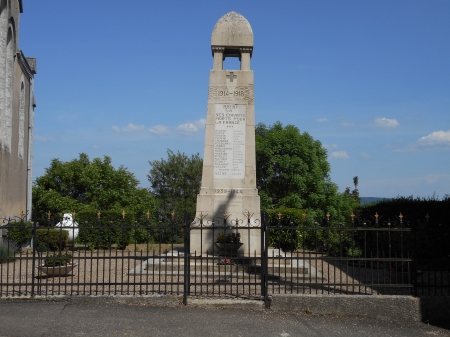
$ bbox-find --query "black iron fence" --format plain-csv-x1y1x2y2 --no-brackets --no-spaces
0,212,448,304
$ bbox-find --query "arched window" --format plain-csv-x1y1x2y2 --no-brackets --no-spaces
18,78,25,158
0,0,7,149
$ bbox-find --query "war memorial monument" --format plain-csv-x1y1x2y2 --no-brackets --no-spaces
191,11,261,256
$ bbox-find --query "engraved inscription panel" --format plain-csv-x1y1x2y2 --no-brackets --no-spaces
214,104,246,180
209,85,254,102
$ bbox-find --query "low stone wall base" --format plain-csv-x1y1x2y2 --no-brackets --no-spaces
270,294,450,324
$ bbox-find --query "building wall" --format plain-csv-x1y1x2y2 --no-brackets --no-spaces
0,0,36,220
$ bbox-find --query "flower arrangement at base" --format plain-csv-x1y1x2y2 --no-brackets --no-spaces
217,258,235,266
215,232,241,243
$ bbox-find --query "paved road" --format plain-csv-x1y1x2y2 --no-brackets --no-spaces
0,301,448,337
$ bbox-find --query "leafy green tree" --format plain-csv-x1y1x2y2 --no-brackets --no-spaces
33,153,156,223
255,122,357,221
148,149,203,220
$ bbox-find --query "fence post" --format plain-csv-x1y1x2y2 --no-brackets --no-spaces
183,212,191,305
261,212,269,307
412,220,418,297
30,216,37,297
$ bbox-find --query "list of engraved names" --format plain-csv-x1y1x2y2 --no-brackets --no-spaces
214,104,246,179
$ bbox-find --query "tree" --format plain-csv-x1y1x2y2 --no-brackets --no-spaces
33,153,156,223
344,176,360,204
148,150,203,219
255,122,357,220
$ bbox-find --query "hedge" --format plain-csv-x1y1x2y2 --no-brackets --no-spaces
35,229,69,252
74,210,175,250
5,221,32,246
267,208,363,257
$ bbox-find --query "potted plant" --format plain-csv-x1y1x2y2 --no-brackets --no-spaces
214,232,243,256
38,252,78,277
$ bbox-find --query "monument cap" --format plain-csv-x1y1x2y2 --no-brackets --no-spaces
211,11,253,58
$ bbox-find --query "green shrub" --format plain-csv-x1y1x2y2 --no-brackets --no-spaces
266,208,363,257
267,208,313,252
76,211,137,250
0,241,16,263
6,221,32,246
356,195,450,225
44,252,72,267
75,210,181,249
36,229,69,252
216,232,241,243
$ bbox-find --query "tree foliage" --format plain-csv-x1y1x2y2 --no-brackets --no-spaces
255,122,357,220
33,153,155,223
148,149,203,219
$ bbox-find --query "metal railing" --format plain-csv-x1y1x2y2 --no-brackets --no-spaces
0,212,448,304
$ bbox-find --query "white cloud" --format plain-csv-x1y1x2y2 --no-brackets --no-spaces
34,135,47,142
394,130,450,152
149,125,171,135
111,123,145,133
374,118,400,129
330,151,349,159
359,152,370,158
176,118,206,135
418,130,450,146
324,144,338,150
316,118,329,123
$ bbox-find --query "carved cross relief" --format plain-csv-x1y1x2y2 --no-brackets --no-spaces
226,71,237,82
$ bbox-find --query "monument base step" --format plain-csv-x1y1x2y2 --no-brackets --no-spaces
128,250,324,280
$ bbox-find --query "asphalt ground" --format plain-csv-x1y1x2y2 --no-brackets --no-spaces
0,301,449,337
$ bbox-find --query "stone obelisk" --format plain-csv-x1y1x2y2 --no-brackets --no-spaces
192,12,261,256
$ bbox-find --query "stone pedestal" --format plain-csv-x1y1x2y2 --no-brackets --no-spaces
192,12,261,256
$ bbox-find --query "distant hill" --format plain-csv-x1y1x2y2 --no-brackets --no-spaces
360,197,391,205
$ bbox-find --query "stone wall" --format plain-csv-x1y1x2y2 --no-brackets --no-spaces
0,0,35,220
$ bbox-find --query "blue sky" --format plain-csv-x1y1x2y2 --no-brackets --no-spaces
19,1,450,198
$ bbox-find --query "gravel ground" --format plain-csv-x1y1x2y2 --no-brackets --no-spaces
1,249,448,298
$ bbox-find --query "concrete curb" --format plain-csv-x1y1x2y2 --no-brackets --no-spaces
270,294,450,324
270,295,421,322
2,294,449,325
188,298,265,310
1,294,184,307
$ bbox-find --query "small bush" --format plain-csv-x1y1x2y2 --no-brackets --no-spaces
36,229,69,252
0,241,16,263
76,211,136,250
44,252,72,267
6,221,32,246
267,208,312,252
216,232,241,243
